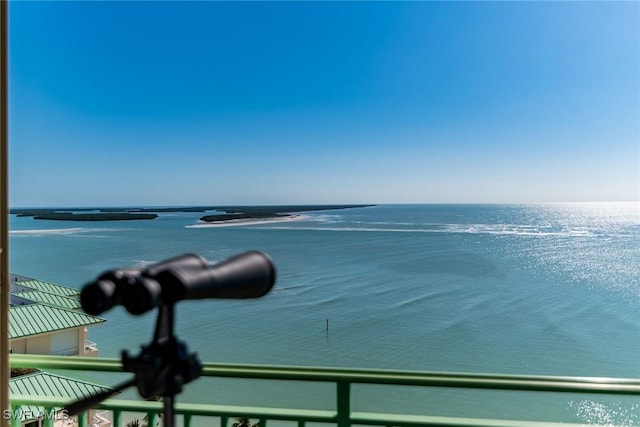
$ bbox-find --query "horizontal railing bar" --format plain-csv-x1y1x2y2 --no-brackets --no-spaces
8,395,597,427
200,366,640,395
11,354,121,372
351,411,585,427
11,354,640,395
167,403,336,420
10,395,338,422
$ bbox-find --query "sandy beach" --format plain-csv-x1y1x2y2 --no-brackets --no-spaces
185,214,308,228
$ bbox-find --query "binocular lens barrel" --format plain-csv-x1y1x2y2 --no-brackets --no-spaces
80,269,140,316
80,251,276,316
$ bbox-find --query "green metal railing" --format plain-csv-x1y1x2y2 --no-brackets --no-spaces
9,354,640,427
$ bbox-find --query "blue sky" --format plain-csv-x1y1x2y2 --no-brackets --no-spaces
9,1,640,207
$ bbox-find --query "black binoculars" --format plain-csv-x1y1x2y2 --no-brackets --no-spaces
81,250,276,315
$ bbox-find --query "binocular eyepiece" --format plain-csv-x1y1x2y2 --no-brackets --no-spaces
81,250,276,316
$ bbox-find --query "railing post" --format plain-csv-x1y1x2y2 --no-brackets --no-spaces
78,411,88,427
148,411,158,427
336,381,350,427
183,413,192,427
9,409,20,427
0,0,8,423
113,409,122,427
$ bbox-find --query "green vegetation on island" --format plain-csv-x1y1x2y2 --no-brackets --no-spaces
199,204,375,223
10,204,375,222
200,212,290,222
31,212,159,221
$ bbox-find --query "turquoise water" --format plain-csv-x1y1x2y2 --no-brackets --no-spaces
9,203,640,423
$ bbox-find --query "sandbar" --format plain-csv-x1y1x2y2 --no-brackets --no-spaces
186,214,308,228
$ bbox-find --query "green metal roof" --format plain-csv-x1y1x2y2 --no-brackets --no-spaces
10,371,109,398
16,279,80,296
10,371,110,421
11,291,81,310
9,304,105,339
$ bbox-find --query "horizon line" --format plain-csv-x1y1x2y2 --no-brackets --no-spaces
8,201,640,210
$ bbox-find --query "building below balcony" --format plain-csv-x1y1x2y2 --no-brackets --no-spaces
8,275,105,357
8,274,111,427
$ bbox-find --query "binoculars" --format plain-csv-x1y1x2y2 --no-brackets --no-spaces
81,250,276,315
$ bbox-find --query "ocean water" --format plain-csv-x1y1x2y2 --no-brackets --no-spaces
9,203,640,424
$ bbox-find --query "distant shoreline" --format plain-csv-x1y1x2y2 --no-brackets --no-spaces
10,204,376,222
13,212,159,221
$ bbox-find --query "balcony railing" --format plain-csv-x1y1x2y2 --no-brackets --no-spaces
49,347,80,357
83,339,99,357
9,354,640,427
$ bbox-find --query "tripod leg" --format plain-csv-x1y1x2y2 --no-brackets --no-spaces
163,396,175,427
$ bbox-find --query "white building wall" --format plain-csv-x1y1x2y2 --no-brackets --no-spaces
10,338,26,354
50,329,78,356
25,334,51,355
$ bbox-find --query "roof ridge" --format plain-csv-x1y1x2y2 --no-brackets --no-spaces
9,303,106,339
10,290,81,303
17,302,105,320
9,369,43,380
11,291,78,299
10,291,82,311
8,303,36,310
18,370,111,390
14,278,80,295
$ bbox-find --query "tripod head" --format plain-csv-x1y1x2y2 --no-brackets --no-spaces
65,250,276,426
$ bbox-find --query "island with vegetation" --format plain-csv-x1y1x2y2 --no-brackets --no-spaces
199,205,375,223
10,204,375,222
10,210,159,221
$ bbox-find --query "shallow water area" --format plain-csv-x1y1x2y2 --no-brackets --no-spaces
9,203,640,424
